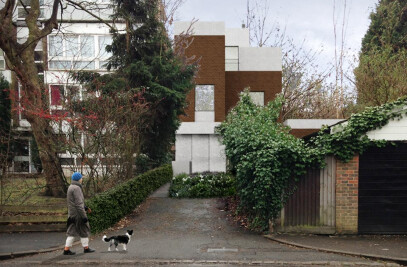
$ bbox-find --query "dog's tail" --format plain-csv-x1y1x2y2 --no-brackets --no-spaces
102,235,111,242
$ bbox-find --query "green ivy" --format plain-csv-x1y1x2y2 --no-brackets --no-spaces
217,90,316,231
217,90,407,231
308,96,407,162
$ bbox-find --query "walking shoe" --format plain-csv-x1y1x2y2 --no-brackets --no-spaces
63,249,76,255
84,247,95,253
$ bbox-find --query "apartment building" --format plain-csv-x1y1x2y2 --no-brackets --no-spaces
172,21,282,175
1,0,117,173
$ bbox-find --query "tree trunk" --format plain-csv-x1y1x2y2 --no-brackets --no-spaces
29,115,67,197
20,63,67,197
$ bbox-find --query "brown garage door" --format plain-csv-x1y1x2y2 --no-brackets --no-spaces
359,142,407,234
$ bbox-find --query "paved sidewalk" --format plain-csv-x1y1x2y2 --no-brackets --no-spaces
266,234,407,265
0,183,405,266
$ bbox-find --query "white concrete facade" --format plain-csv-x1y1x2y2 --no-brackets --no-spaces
173,121,227,175
239,47,282,71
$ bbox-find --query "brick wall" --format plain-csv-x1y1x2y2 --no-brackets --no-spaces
335,154,359,234
225,71,282,113
178,35,225,122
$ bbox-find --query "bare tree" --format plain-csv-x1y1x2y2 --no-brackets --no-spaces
244,0,335,120
332,0,352,118
161,0,185,31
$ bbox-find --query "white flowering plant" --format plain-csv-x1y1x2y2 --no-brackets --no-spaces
169,172,236,198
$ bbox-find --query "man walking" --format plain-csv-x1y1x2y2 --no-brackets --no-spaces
63,172,95,255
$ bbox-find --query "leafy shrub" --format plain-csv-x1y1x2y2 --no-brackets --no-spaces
86,164,172,233
217,91,317,231
169,172,236,198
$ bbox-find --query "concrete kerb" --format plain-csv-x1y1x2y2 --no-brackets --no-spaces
265,235,407,266
0,240,81,261
1,259,399,266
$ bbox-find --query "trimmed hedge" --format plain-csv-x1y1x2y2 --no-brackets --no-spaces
86,164,172,233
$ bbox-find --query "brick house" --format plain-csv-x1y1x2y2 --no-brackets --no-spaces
172,21,282,175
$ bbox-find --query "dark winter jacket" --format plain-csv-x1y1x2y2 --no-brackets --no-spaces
66,181,90,237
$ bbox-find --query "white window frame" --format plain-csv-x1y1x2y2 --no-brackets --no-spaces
17,0,45,20
48,34,112,71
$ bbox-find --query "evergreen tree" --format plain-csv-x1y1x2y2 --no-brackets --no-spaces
361,0,407,54
355,0,407,107
106,0,197,165
74,0,196,167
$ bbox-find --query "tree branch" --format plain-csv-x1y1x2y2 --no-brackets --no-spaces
65,0,116,32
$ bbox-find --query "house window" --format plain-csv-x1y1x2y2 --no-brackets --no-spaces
49,84,81,110
48,35,112,70
0,48,5,69
225,46,239,71
17,0,45,20
13,139,30,173
195,85,214,111
249,91,265,106
50,85,65,106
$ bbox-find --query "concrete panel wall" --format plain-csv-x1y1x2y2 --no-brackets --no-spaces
195,111,215,122
209,135,226,172
225,71,282,113
191,135,209,173
175,135,192,162
225,28,249,47
367,115,407,141
239,47,282,71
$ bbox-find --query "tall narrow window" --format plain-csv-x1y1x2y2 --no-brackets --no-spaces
0,49,5,69
50,85,65,106
195,85,214,111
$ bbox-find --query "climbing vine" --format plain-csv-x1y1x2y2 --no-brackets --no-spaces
217,90,316,231
218,90,407,231
308,96,407,162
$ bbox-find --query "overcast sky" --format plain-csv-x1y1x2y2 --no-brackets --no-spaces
175,0,379,78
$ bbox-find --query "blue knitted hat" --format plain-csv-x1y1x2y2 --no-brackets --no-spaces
72,172,83,181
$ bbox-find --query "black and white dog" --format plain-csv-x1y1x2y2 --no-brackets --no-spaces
102,230,133,251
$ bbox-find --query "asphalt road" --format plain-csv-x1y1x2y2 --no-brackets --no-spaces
1,184,396,266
